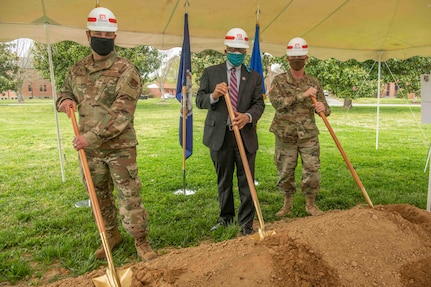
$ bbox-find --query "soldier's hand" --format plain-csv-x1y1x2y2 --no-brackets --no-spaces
59,100,76,118
315,101,325,114
72,135,90,151
304,87,318,98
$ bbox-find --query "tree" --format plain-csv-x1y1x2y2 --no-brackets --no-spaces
0,42,19,94
31,41,163,90
154,52,178,100
266,55,430,100
117,45,162,84
191,49,224,88
371,57,431,97
306,58,375,99
32,41,90,89
11,39,40,103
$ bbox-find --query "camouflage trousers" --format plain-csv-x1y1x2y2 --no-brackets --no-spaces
81,147,148,239
274,135,320,197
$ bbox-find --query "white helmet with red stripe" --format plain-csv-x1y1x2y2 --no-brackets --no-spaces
224,28,249,49
286,37,308,56
87,7,118,32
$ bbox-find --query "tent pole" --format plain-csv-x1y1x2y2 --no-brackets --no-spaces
45,23,66,182
428,166,431,211
375,52,382,150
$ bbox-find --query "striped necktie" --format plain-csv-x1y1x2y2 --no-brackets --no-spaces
229,67,238,111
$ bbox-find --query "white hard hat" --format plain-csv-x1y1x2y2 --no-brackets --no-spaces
224,28,249,49
87,7,118,32
286,37,308,56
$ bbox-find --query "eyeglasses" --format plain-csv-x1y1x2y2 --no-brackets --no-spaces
226,47,247,54
89,31,116,39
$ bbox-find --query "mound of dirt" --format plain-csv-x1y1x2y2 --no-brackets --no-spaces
4,204,431,287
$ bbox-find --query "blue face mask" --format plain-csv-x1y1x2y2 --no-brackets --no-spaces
227,52,245,67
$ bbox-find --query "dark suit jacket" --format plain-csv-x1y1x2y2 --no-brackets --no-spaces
196,62,265,153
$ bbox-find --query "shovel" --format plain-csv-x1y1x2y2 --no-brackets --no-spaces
69,108,133,287
224,92,276,240
311,96,374,208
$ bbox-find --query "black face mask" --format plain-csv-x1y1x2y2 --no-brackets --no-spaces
90,37,114,56
289,59,306,71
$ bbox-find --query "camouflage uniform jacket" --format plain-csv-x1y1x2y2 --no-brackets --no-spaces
57,51,142,149
268,71,331,141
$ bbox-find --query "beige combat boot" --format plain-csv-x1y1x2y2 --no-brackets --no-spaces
305,195,324,216
135,238,158,261
94,228,123,259
275,195,293,217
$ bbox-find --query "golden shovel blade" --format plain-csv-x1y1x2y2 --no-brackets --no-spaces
249,229,276,241
93,267,133,287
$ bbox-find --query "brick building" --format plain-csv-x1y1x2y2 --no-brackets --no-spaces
146,83,177,98
1,56,53,100
22,77,53,99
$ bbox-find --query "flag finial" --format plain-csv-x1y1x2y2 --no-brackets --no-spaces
185,0,190,13
256,4,261,23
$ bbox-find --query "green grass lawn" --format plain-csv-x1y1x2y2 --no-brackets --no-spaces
341,96,421,105
0,98,430,284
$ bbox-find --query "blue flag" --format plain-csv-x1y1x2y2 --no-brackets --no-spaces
250,23,266,94
176,13,193,159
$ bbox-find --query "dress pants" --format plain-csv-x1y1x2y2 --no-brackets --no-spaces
210,127,256,228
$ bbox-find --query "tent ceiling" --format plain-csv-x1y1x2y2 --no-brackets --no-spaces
1,0,431,61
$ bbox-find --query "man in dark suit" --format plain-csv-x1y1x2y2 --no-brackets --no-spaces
196,27,265,235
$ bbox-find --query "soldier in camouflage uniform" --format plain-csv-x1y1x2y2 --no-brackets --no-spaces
56,7,157,261
268,37,331,217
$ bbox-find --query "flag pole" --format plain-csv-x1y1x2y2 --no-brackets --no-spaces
181,0,189,190
181,86,187,193
175,84,194,196
174,1,195,196
250,5,266,95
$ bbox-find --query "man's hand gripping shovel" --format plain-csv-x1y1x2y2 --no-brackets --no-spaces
224,93,276,240
69,107,132,287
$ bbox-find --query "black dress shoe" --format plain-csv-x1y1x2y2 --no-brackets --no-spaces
210,222,223,231
242,226,256,236
210,218,234,231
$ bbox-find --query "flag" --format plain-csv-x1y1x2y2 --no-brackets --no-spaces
250,23,266,94
176,12,193,159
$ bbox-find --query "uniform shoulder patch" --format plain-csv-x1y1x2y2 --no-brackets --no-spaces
129,78,139,89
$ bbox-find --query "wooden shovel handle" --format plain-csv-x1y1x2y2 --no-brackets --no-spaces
311,97,373,208
224,92,267,232
69,108,106,232
70,108,124,286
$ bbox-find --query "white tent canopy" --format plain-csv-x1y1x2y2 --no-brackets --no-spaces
1,0,431,61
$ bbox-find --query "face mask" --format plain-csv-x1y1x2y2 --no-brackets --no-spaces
289,59,306,71
90,36,115,56
227,52,245,67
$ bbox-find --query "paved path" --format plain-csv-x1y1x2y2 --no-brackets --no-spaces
326,96,343,106
317,96,419,107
